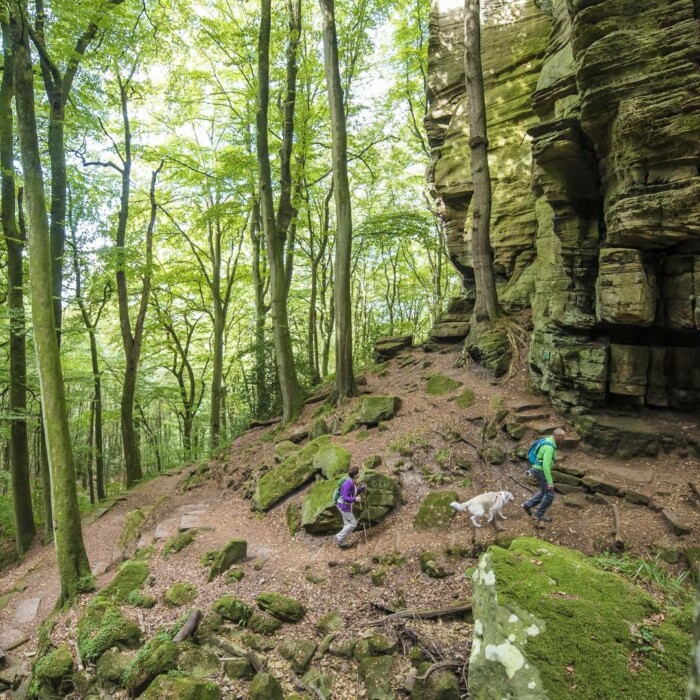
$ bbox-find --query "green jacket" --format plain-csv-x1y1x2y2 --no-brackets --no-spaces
533,437,556,486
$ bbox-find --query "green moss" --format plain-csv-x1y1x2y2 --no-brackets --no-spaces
123,634,179,695
100,560,149,602
482,538,690,699
206,539,247,580
134,544,156,561
286,502,302,536
162,530,198,559
388,431,430,456
414,491,458,530
246,611,282,635
118,509,147,550
77,598,142,662
164,582,198,607
180,463,211,492
426,374,463,396
371,569,387,586
139,672,221,699
313,443,351,479
257,592,306,622
456,387,476,408
250,672,284,700
213,595,253,625
226,568,245,583
419,551,451,579
33,643,73,687
127,589,156,608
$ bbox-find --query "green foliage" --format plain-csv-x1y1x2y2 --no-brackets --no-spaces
434,448,451,468
163,582,198,607
388,431,430,456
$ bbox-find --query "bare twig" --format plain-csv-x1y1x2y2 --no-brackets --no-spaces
415,660,463,682
508,473,535,493
363,601,472,626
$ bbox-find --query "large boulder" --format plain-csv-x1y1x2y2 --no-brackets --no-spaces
313,443,351,479
359,655,396,700
468,537,691,699
256,592,306,622
355,396,401,426
253,436,331,510
138,673,221,700
374,335,413,362
413,491,458,530
77,598,142,662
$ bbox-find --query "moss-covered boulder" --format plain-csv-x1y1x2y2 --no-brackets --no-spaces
455,387,476,409
469,537,692,700
96,648,134,685
206,539,247,580
279,638,317,673
411,661,460,700
359,655,396,700
354,634,397,660
286,502,302,536
246,611,282,635
300,479,343,533
310,417,330,440
127,590,157,608
303,668,335,700
316,611,344,635
138,673,221,700
118,509,148,556
123,635,179,695
274,440,300,463
426,374,463,396
414,491,458,530
358,470,401,526
213,595,253,625
250,672,284,700
256,592,306,622
355,396,401,425
313,443,351,479
164,582,198,607
419,551,452,579
253,436,331,510
177,642,221,678
77,598,142,662
100,560,149,602
162,529,198,559
33,643,73,694
224,657,254,680
466,325,511,377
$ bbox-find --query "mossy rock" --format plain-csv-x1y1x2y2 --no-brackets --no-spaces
138,673,221,699
426,374,463,396
455,387,476,409
303,668,335,700
177,642,221,678
164,582,198,607
274,440,300,463
359,655,396,700
100,560,150,602
33,643,73,692
313,443,351,479
286,502,302,536
249,672,284,700
118,509,147,552
123,635,179,695
256,592,306,622
355,396,401,426
411,661,460,700
212,595,252,625
354,634,397,660
226,568,245,583
96,648,134,685
279,638,317,673
127,590,157,609
329,636,358,658
419,551,452,579
482,445,505,464
466,325,511,377
364,454,382,469
300,479,343,533
195,612,224,644
414,491,458,530
224,657,254,680
241,631,276,652
469,537,692,699
163,530,198,558
253,436,331,510
77,598,142,662
316,611,344,635
246,611,282,635
207,539,247,580
309,417,330,440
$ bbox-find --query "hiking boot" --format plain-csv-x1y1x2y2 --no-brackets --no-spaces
337,540,353,549
522,503,532,516
534,514,552,522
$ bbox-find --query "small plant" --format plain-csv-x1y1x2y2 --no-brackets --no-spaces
388,432,430,457
435,448,451,469
489,395,505,411
423,469,451,485
459,477,472,489
162,530,198,559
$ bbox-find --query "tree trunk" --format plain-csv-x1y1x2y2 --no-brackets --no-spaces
251,201,269,417
47,110,66,340
210,300,223,450
464,0,499,322
37,418,53,538
86,399,95,504
690,575,700,698
256,0,304,425
319,0,356,402
12,2,91,602
1,23,36,554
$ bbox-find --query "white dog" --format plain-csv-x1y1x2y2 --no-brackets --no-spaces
450,491,514,528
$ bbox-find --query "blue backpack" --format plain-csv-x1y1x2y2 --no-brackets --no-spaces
527,437,551,466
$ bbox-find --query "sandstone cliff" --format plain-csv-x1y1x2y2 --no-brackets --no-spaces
426,0,700,412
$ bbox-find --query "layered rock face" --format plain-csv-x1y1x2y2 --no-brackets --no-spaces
426,0,700,411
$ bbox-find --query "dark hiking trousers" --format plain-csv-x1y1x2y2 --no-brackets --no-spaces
524,467,554,518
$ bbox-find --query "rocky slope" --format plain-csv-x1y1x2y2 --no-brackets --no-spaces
426,0,700,415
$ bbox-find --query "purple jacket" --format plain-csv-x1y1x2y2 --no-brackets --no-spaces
336,478,365,513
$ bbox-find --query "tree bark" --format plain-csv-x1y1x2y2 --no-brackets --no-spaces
1,22,36,554
250,201,270,417
256,0,304,425
12,1,91,602
464,0,499,322
690,575,700,699
319,0,356,402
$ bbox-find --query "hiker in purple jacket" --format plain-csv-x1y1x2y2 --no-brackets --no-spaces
335,465,365,548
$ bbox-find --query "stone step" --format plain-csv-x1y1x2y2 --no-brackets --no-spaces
154,518,179,540
179,514,203,531
512,412,549,424
0,628,28,652
13,598,41,625
526,421,560,435
508,400,547,414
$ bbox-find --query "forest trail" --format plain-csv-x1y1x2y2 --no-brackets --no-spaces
1,346,699,696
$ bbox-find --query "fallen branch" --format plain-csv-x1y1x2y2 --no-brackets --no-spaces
508,473,535,493
415,660,463,682
611,503,624,549
364,601,471,626
173,608,202,643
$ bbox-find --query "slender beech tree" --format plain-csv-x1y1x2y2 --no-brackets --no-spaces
1,20,36,554
68,220,109,501
464,0,499,322
319,0,357,402
29,0,125,339
11,0,91,602
256,0,304,424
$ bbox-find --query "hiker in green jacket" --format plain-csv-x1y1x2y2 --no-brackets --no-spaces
522,428,566,522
